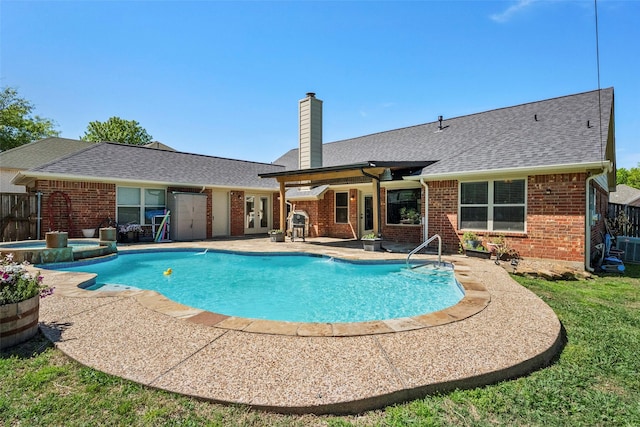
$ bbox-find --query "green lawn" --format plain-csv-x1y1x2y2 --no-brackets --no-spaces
2,265,639,426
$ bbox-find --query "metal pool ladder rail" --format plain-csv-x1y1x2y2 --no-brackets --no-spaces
406,234,442,269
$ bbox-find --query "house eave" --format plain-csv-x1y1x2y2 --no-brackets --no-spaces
405,161,612,181
12,171,278,192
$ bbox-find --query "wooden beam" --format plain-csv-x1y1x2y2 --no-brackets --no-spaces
279,181,286,231
275,167,386,184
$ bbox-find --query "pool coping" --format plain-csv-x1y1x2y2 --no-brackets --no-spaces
33,238,563,415
42,248,490,337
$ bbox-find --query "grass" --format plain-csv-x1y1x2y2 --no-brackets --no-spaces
2,265,639,426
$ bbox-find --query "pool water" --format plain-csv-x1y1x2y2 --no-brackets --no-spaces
55,250,464,323
0,240,99,249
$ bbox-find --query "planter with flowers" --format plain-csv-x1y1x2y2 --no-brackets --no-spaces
268,229,285,242
118,223,143,243
1,254,54,349
361,233,383,251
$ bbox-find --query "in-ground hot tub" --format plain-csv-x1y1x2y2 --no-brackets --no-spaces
0,229,118,264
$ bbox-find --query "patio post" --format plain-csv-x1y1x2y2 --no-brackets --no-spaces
279,180,286,232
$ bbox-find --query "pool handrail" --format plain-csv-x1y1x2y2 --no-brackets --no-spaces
406,234,442,269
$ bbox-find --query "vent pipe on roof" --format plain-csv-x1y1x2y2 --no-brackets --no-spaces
299,92,323,169
438,115,443,130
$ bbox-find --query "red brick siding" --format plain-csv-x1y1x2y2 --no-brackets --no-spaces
425,180,460,253
380,187,424,244
272,192,281,230
229,191,245,236
36,180,116,239
522,173,586,261
289,190,358,239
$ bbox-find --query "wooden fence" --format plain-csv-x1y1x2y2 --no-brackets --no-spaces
608,203,640,238
0,193,38,241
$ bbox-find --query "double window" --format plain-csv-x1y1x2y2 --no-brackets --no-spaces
459,179,525,232
117,187,166,225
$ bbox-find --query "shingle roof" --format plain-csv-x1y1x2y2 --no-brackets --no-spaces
25,142,284,190
610,184,640,205
273,88,615,176
0,137,94,169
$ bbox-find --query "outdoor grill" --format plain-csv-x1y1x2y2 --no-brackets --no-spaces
291,213,306,242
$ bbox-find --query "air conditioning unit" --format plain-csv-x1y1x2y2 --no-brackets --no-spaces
616,236,640,264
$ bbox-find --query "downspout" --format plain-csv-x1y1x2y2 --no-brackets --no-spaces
36,191,42,240
585,168,609,272
420,178,428,241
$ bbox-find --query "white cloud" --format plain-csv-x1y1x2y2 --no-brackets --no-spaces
490,0,536,23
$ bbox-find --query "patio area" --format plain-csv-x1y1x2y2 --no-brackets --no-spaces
36,237,562,415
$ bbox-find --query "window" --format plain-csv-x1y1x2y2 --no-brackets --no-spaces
387,188,421,225
117,187,166,225
335,192,348,223
459,179,525,232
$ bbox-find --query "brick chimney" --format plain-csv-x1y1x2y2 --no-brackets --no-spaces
299,92,322,169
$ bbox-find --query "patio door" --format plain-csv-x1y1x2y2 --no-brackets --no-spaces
245,194,270,234
212,191,229,236
360,193,374,237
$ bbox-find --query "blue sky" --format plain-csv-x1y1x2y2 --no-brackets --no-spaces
2,0,638,169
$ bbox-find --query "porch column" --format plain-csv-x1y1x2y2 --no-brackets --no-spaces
372,179,381,236
279,180,286,231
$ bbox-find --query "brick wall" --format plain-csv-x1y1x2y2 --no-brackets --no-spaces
424,181,459,253
523,173,587,261
229,191,244,236
36,180,116,238
380,187,424,244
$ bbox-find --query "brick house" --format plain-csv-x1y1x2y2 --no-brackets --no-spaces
10,88,616,269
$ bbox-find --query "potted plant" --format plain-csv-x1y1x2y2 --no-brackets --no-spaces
118,223,143,243
462,231,481,249
464,244,492,259
487,235,519,263
268,229,285,242
361,233,383,251
400,207,420,224
0,254,54,349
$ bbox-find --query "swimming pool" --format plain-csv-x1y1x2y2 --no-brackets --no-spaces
53,249,464,323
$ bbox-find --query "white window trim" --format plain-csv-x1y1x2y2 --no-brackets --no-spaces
385,187,422,226
116,186,166,225
335,191,349,224
458,179,527,233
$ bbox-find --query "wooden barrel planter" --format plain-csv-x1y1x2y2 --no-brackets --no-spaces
0,295,40,349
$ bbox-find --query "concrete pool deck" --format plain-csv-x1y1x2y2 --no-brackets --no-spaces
35,237,562,414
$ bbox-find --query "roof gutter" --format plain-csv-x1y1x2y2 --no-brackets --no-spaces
404,161,611,182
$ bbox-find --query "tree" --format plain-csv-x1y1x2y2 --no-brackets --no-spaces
81,116,152,145
0,86,60,151
617,164,640,189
